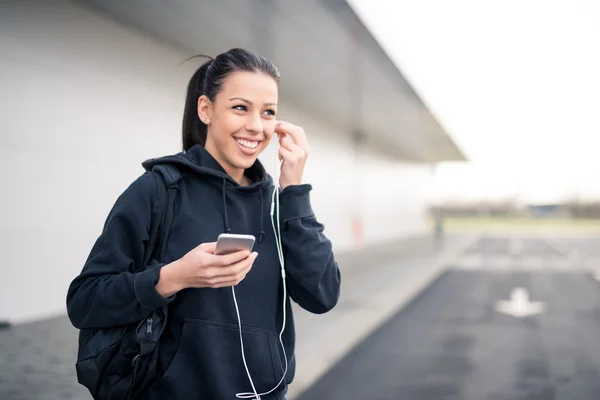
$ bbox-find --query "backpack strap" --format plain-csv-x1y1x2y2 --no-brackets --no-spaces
141,164,183,269
129,164,183,398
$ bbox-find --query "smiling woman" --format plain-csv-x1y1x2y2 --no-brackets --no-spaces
66,47,341,400
201,74,278,181
184,52,280,185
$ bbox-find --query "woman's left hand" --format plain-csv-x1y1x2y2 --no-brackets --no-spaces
275,121,310,190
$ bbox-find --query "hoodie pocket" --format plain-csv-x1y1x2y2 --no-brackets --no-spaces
151,318,286,399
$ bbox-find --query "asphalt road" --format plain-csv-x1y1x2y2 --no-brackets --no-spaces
297,235,600,400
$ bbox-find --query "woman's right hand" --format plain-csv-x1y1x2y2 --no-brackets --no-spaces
156,242,257,297
179,241,257,289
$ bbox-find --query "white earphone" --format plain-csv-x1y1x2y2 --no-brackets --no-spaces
232,133,289,399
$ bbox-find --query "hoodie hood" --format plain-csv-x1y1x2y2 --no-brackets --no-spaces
142,144,274,243
142,143,273,188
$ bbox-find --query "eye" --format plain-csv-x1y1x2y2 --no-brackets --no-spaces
264,109,276,117
233,105,247,111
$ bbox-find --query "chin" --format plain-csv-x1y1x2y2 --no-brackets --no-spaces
227,152,257,170
234,160,255,170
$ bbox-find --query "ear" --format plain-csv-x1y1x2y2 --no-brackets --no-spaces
197,95,212,124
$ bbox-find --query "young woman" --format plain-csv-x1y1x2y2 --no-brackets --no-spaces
66,48,341,400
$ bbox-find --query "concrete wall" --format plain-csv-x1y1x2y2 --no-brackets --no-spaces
0,0,434,325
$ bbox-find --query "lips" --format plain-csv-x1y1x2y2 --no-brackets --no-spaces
234,137,262,155
236,138,259,149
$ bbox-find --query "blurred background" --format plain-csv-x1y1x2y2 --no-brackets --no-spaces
1,0,599,399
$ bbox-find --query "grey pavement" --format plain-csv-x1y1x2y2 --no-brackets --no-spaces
0,314,88,400
0,233,472,400
297,235,600,400
286,233,476,399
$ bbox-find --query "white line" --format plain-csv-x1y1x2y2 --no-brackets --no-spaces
488,255,512,270
454,254,483,270
544,238,571,257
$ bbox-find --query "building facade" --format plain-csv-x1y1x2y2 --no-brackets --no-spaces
0,0,464,324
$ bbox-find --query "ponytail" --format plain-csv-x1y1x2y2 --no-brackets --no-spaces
181,55,212,151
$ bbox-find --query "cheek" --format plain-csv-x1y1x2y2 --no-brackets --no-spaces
263,131,274,147
263,122,276,138
215,116,240,142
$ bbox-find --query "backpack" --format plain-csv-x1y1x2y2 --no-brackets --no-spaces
74,164,183,400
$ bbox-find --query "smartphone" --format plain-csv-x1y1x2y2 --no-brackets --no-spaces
214,233,256,255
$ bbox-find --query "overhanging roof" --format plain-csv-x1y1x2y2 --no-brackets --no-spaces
79,0,466,162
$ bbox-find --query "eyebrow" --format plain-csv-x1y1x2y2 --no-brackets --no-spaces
229,97,277,107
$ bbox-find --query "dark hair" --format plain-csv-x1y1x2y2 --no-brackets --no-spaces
181,48,280,151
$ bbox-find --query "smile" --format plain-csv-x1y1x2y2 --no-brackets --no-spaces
235,138,260,149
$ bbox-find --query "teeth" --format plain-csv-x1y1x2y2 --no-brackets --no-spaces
237,139,258,149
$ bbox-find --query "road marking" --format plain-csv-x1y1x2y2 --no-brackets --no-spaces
495,287,546,318
455,254,483,270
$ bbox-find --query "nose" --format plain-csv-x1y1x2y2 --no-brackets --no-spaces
245,112,263,134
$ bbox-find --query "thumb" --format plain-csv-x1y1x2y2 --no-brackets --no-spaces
198,242,217,254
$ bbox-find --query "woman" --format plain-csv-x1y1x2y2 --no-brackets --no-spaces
66,48,341,400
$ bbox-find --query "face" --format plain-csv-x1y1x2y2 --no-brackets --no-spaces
198,70,278,182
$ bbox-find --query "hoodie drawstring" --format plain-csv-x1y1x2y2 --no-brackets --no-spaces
222,179,231,234
258,186,265,244
221,178,265,243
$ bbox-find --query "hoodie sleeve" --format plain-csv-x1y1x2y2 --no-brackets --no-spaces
278,184,341,314
66,172,176,330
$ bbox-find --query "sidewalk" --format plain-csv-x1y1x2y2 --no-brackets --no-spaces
0,233,477,400
287,233,479,399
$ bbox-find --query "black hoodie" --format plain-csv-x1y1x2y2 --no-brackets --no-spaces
66,144,341,399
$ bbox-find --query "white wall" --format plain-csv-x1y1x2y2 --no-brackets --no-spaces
0,0,433,325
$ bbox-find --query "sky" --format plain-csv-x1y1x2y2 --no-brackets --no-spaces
347,0,600,203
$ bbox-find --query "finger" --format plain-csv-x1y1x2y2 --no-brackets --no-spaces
217,261,254,283
213,252,258,278
279,142,305,164
207,253,257,283
275,121,308,149
275,121,296,139
279,134,300,152
212,249,251,266
206,270,249,288
278,146,294,162
198,242,217,254
275,121,300,140
210,276,248,288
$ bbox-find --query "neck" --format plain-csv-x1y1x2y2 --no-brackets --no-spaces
240,175,251,186
230,169,246,185
204,141,247,185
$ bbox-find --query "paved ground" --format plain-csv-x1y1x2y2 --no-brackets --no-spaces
287,234,475,398
297,234,600,400
0,315,87,400
0,233,470,400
